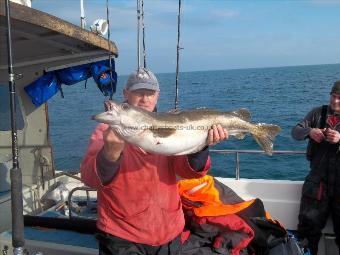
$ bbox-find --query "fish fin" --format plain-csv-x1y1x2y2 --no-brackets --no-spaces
150,128,177,138
234,132,246,140
232,108,251,121
168,108,181,114
252,124,281,156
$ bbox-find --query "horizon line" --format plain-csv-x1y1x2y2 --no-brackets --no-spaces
118,62,340,76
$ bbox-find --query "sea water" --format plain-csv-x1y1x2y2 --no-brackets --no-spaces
48,63,340,180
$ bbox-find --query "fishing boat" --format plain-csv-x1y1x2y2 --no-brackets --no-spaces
0,1,338,254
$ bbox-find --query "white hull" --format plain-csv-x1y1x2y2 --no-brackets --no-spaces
217,177,338,255
1,175,339,255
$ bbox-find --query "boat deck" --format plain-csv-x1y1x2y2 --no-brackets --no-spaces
0,228,98,255
1,227,98,249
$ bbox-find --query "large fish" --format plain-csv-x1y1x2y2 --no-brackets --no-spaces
92,101,281,156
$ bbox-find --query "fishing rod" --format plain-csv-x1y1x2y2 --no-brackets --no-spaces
136,0,141,70
141,0,147,68
174,0,182,110
5,0,25,254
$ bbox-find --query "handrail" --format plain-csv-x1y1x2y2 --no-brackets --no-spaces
209,149,306,180
210,149,305,154
68,186,96,219
55,171,82,181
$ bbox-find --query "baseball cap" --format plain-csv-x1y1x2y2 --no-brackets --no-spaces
125,68,160,92
331,80,340,95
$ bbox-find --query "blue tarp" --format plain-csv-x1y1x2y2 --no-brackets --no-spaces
91,59,117,97
24,59,117,107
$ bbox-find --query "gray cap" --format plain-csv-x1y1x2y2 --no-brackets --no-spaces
331,80,340,95
125,68,160,92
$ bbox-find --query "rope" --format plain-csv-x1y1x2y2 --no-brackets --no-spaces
174,0,182,109
106,0,114,99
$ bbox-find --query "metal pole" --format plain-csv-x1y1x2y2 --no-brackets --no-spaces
5,0,25,254
235,152,240,180
80,0,86,29
174,0,182,109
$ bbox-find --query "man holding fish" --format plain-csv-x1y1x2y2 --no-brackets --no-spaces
80,68,229,255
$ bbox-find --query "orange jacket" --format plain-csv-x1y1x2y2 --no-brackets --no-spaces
179,176,256,255
179,175,259,217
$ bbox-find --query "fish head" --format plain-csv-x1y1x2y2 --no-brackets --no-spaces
92,100,122,126
92,101,150,136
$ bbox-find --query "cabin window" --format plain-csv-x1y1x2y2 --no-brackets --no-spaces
0,85,24,131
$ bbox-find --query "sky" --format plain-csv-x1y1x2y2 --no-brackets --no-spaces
32,0,340,75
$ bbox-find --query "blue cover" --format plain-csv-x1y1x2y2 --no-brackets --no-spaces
24,72,60,107
56,63,91,85
24,59,117,107
91,59,117,97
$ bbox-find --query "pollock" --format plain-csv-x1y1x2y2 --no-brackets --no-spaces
92,101,281,156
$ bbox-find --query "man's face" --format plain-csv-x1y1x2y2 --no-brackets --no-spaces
330,93,340,113
123,88,159,112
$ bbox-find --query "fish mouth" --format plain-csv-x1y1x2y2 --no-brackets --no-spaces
91,111,118,125
91,113,107,123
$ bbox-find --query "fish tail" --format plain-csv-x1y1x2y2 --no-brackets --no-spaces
252,124,281,156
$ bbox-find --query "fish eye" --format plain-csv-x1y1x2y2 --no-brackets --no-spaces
121,103,130,110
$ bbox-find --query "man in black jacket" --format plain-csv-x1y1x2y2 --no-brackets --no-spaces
291,80,340,255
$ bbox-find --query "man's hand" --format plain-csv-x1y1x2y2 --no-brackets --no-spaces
309,128,326,143
324,128,340,144
103,127,125,161
207,124,229,146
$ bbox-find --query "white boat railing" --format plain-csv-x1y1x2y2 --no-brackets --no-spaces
210,149,306,180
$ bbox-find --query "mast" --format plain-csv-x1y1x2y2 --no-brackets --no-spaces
5,0,25,254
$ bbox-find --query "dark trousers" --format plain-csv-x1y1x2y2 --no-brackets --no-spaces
95,231,182,255
297,176,340,255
